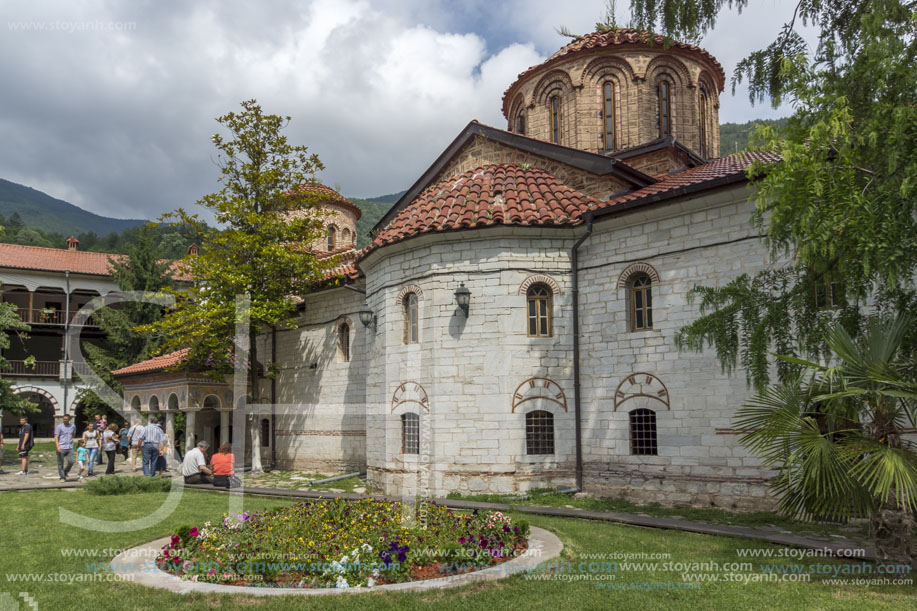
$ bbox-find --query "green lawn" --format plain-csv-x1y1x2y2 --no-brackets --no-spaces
0,488,912,609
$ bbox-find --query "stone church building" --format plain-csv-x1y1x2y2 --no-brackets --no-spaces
117,29,784,510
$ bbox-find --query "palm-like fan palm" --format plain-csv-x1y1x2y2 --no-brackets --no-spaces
737,315,917,565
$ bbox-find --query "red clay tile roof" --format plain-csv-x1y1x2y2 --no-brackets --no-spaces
366,164,603,252
503,28,725,113
0,242,125,276
362,152,779,256
594,150,781,213
289,183,363,220
111,348,189,376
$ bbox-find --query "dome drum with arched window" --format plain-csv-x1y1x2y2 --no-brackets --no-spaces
502,28,723,159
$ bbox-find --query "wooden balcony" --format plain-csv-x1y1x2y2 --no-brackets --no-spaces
13,308,99,327
6,360,60,377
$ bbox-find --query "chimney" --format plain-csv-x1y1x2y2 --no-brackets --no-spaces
187,243,199,255
66,236,79,251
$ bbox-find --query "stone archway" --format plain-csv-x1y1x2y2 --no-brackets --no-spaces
13,390,57,437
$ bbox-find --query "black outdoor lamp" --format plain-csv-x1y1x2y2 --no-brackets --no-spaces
454,282,471,317
358,301,376,330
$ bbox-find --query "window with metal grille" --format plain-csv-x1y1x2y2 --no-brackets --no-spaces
698,86,709,158
629,408,657,455
658,80,672,137
602,80,616,150
526,284,552,337
327,226,337,251
526,410,554,455
403,293,418,344
339,323,350,362
630,273,653,330
550,95,561,143
401,412,420,454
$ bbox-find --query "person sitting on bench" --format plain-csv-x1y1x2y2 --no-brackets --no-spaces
181,440,213,484
210,442,237,488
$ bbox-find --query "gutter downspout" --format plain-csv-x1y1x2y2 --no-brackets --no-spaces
571,221,593,492
271,325,277,469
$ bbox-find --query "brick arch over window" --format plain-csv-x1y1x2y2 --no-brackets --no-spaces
391,381,429,412
395,285,424,304
531,69,576,105
512,377,567,413
508,93,527,134
617,262,659,289
12,385,58,408
580,56,638,86
644,56,692,88
518,274,561,296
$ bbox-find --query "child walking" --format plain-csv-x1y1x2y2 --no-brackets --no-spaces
76,440,88,480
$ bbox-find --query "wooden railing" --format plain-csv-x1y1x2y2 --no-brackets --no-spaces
13,308,98,327
6,360,60,377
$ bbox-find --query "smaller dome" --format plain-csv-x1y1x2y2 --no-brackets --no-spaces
288,183,362,220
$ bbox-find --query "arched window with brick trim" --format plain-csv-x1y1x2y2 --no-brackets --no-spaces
657,79,673,137
625,272,653,331
602,80,617,150
526,284,552,337
403,293,419,344
550,95,562,144
525,410,554,455
698,84,710,158
327,225,337,251
515,109,526,135
629,408,657,455
401,412,420,454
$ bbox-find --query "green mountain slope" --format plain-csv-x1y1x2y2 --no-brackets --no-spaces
0,178,147,236
719,118,788,157
349,197,396,248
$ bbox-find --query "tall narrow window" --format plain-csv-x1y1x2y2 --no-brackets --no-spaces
327,226,337,251
403,293,419,344
515,110,526,135
698,86,709,158
630,273,653,330
526,410,554,455
401,413,420,454
629,408,657,455
338,323,350,362
658,81,672,137
260,418,271,447
550,95,561,143
527,284,552,337
813,273,844,309
602,80,616,150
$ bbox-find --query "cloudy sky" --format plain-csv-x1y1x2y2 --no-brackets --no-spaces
0,0,809,221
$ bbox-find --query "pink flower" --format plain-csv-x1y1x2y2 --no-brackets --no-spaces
189,527,199,538
207,568,216,576
170,535,180,548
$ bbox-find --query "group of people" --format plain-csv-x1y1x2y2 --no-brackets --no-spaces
5,412,237,487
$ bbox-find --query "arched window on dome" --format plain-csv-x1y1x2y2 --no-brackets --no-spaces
657,79,673,138
698,84,710,158
549,95,561,144
327,226,337,251
602,80,617,150
627,272,653,331
515,110,526,135
526,284,552,337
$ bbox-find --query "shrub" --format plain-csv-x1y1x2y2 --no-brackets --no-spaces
83,475,173,496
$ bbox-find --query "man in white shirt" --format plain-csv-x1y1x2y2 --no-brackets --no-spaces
181,440,213,484
138,416,167,476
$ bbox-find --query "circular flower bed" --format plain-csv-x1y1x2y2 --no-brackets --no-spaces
156,498,530,589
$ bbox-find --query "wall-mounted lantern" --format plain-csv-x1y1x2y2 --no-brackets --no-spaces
454,282,471,317
358,302,376,330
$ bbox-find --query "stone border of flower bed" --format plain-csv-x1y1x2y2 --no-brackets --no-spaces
110,526,562,596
